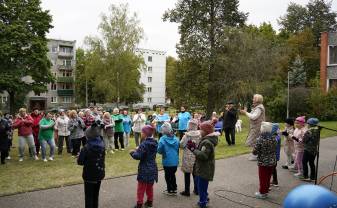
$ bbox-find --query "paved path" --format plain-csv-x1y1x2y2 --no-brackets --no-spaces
0,137,336,208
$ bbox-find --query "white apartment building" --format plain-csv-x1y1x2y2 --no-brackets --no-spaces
135,48,166,108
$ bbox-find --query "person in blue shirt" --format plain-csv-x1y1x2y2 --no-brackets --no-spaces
122,110,132,148
177,106,191,140
152,108,170,138
157,122,180,195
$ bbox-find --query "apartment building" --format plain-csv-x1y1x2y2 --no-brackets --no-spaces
320,32,337,92
135,48,166,108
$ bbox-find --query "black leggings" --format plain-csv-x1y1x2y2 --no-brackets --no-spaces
303,150,316,180
84,181,101,208
0,150,8,164
164,166,177,192
184,172,197,193
72,138,81,156
114,132,124,150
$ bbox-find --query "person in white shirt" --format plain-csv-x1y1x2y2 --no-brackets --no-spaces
132,109,146,147
55,109,70,154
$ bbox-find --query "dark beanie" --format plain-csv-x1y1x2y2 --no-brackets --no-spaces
85,126,101,139
285,118,294,126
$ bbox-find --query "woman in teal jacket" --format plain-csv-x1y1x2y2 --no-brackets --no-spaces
157,122,179,195
39,112,55,162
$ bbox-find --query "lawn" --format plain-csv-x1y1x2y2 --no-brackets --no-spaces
0,118,336,196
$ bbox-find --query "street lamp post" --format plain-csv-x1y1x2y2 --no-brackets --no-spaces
287,70,290,118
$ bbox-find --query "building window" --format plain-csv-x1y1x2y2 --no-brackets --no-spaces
329,45,337,65
148,66,152,72
62,71,72,77
51,97,58,103
51,46,58,53
148,56,152,62
147,97,152,103
51,83,57,91
61,96,72,103
52,72,57,77
1,96,8,104
61,83,72,89
148,77,152,83
147,87,152,93
329,79,337,89
62,59,72,66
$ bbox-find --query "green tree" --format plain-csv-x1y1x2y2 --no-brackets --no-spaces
84,4,144,105
163,0,247,117
0,0,53,114
165,56,178,104
289,55,306,87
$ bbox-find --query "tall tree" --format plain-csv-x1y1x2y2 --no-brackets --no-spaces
0,0,53,114
84,4,144,105
289,55,306,87
163,0,247,117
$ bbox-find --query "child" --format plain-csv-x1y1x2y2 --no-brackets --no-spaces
252,122,276,199
187,121,219,208
300,118,320,181
271,123,281,187
180,119,202,196
77,123,105,208
292,116,307,177
281,118,295,169
130,125,158,208
157,122,179,195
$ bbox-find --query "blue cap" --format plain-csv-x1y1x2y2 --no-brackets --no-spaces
307,118,319,126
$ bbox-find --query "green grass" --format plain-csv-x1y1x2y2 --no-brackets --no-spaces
0,118,336,196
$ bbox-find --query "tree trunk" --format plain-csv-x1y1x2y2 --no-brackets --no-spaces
8,91,15,115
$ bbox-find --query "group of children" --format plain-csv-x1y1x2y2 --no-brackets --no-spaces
253,116,320,199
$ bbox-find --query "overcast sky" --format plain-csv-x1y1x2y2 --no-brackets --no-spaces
41,0,337,57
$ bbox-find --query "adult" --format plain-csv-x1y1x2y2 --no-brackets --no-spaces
4,113,13,160
223,101,238,146
68,110,86,156
122,110,132,148
177,106,191,140
31,108,42,156
0,111,10,164
39,112,56,162
132,109,146,147
112,108,124,151
83,109,95,130
240,94,265,161
152,108,170,139
78,111,87,146
13,108,38,161
55,109,71,154
102,112,115,154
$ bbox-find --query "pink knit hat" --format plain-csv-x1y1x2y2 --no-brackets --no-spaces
295,116,306,124
200,121,214,135
142,125,155,137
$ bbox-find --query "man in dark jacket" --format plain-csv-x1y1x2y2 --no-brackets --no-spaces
78,124,105,208
130,125,158,208
0,111,10,164
188,121,219,208
223,101,238,145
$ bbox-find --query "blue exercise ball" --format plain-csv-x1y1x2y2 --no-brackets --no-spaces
283,185,337,208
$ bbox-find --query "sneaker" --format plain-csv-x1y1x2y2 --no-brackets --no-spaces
19,158,23,162
121,148,125,151
49,157,54,161
255,192,267,199
281,165,288,169
110,150,114,154
34,156,39,160
43,158,48,162
144,201,153,208
180,191,190,197
294,172,303,177
6,156,11,160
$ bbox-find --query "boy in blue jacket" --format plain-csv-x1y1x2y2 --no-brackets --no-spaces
130,125,158,208
271,123,281,187
157,122,180,195
77,123,105,208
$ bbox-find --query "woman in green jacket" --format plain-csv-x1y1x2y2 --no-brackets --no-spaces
112,108,124,151
39,112,56,162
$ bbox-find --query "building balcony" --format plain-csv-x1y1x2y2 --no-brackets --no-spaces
57,77,74,83
58,52,74,57
57,89,74,96
57,65,73,70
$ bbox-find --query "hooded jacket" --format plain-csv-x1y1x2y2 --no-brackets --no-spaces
193,132,219,181
77,137,105,182
157,134,179,167
253,132,277,166
130,137,158,183
180,130,202,173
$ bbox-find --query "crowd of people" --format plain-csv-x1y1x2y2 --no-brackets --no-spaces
0,95,322,208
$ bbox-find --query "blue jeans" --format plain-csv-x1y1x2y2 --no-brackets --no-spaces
40,139,55,159
196,176,209,208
